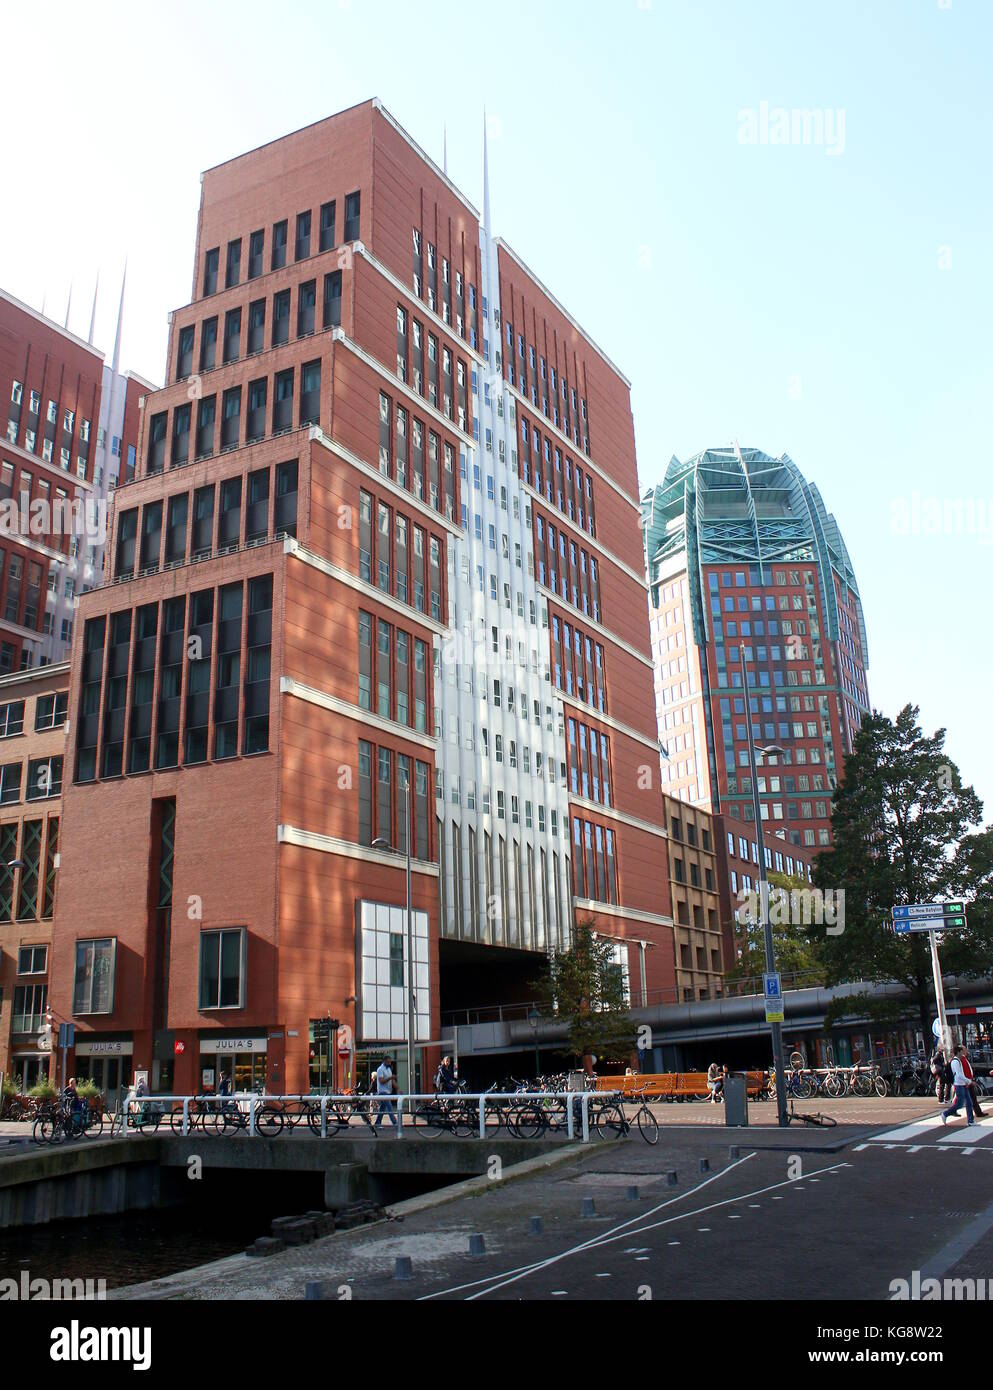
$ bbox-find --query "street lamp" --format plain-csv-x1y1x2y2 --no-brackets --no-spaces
739,649,788,1126
371,777,415,1098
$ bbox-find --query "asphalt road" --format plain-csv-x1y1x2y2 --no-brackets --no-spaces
112,1105,993,1308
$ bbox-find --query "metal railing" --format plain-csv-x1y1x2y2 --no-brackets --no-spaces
113,1090,609,1143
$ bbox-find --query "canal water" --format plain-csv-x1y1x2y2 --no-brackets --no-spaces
0,1206,272,1290
0,1169,458,1290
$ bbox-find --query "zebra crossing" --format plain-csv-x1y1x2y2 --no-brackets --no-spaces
856,1113,993,1154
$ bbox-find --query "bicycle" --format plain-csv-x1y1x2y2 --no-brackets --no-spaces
413,1094,476,1137
211,1091,285,1137
786,1096,837,1128
594,1087,660,1144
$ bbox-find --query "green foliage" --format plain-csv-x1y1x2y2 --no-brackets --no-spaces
1,1073,18,1097
726,870,829,983
27,1080,57,1100
534,918,636,1063
816,703,989,1029
75,1079,101,1101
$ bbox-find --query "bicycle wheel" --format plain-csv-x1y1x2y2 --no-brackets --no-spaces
413,1105,445,1137
636,1105,659,1145
34,1115,59,1144
83,1110,104,1138
595,1104,626,1141
452,1104,477,1138
256,1105,284,1137
511,1105,546,1140
874,1076,889,1099
793,1077,813,1100
852,1074,872,1098
823,1073,842,1099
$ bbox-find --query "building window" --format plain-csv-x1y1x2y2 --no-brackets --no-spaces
72,938,117,1015
27,756,62,800
0,762,21,804
203,247,219,296
198,928,246,1010
0,700,24,737
344,191,361,241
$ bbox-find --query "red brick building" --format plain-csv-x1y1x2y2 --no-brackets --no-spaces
0,287,149,671
48,100,673,1096
0,662,67,1091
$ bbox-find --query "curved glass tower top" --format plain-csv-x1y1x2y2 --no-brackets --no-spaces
641,446,867,664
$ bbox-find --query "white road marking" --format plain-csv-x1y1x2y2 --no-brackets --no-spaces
432,1158,852,1302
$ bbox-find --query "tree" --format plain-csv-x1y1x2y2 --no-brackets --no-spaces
725,870,828,984
815,703,989,1036
534,918,636,1064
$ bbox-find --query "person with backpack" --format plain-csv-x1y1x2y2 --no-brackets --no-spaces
941,1045,975,1126
930,1043,951,1105
962,1048,985,1119
435,1056,457,1095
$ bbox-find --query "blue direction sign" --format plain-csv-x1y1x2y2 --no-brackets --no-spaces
892,902,967,932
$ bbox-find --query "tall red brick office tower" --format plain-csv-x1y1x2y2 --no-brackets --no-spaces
49,100,673,1095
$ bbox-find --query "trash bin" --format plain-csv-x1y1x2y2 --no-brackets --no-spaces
724,1074,749,1127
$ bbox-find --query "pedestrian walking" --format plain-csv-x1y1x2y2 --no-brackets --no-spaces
374,1054,398,1128
941,1046,975,1126
962,1049,985,1119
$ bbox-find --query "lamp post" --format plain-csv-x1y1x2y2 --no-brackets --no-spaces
527,1006,540,1079
372,778,415,1098
739,650,788,1127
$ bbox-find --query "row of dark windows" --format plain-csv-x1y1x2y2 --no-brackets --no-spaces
571,816,618,905
377,389,458,523
1,456,80,560
201,193,359,297
175,272,342,386
519,410,596,539
549,615,607,715
534,511,602,622
0,755,63,804
75,574,273,783
410,226,480,348
0,548,44,631
358,609,430,734
148,359,323,473
117,460,298,579
357,739,431,861
506,317,591,457
0,692,68,738
358,488,445,623
394,305,471,435
5,380,92,473
565,718,612,808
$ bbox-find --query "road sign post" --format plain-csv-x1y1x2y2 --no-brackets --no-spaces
891,904,968,1052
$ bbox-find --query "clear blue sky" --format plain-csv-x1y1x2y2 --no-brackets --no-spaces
3,0,989,814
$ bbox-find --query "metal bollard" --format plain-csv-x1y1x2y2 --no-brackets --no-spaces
469,1233,486,1256
581,1196,596,1217
699,1158,710,1173
666,1170,678,1186
305,1281,324,1300
394,1256,413,1281
729,1145,740,1160
529,1216,543,1235
626,1185,640,1201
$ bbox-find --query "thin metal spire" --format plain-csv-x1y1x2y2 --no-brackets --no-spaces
64,282,73,330
112,260,127,373
443,123,447,177
88,273,100,345
481,109,492,236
